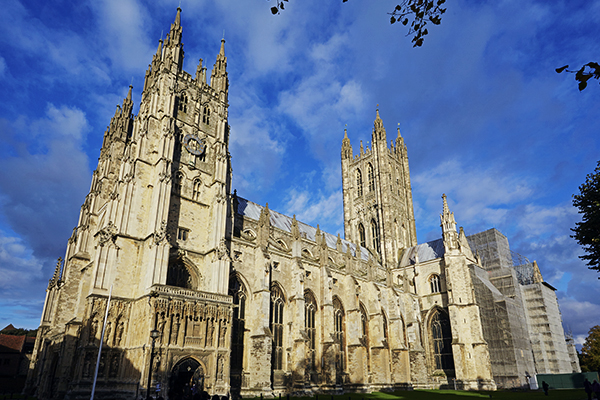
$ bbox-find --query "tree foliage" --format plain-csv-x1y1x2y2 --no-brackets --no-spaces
580,325,600,372
0,327,38,337
556,62,600,91
269,0,446,47
572,161,600,274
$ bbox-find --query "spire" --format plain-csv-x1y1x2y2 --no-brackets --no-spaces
175,7,181,26
219,37,225,56
211,37,228,94
341,125,352,159
372,106,386,142
122,85,133,116
440,194,459,252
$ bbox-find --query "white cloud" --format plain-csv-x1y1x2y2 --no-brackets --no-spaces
558,296,600,346
412,159,534,231
0,56,6,78
283,188,343,235
0,104,91,260
0,234,44,298
91,0,154,72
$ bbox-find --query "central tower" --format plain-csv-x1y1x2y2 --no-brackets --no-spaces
340,110,417,267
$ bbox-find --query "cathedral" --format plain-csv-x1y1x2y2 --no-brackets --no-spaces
25,9,579,400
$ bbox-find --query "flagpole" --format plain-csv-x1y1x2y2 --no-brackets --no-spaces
91,285,112,400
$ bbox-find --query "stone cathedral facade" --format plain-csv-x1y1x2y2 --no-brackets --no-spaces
25,9,579,400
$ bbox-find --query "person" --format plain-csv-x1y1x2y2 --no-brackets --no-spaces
584,379,592,400
542,381,549,396
592,380,600,399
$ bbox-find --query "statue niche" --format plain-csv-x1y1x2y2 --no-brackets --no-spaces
166,255,199,290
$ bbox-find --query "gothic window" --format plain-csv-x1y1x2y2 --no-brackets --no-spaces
430,309,454,371
202,105,211,125
360,303,369,342
430,274,441,293
368,163,375,192
166,258,193,289
381,310,388,342
360,303,371,372
229,275,246,375
371,219,380,254
192,179,202,201
358,223,366,248
178,93,188,113
173,171,183,193
304,290,317,373
356,169,363,196
333,297,345,376
270,283,285,371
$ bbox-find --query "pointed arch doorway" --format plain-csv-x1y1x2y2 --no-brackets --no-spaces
169,358,204,400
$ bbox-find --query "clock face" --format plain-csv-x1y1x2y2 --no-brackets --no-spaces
183,134,205,156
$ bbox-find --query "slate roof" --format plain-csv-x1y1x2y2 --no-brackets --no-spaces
399,238,445,267
235,196,371,262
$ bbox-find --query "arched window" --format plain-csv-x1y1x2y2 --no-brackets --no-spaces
356,169,363,196
166,258,193,289
333,297,345,382
304,291,317,373
368,163,375,192
178,93,188,113
430,274,441,293
202,105,211,125
229,275,246,378
430,309,454,371
192,179,202,201
371,219,380,254
270,284,285,371
358,223,366,248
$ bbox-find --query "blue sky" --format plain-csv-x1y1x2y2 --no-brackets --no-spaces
1,0,599,348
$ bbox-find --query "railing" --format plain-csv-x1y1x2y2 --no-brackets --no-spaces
151,285,232,303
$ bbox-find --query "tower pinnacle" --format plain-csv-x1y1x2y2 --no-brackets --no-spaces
175,6,181,26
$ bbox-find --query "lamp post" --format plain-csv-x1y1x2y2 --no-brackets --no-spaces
146,329,160,400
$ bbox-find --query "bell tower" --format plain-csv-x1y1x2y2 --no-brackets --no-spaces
341,109,417,267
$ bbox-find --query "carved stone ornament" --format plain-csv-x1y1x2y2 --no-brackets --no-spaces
153,220,169,245
216,238,231,262
159,171,171,182
68,227,78,244
47,257,63,289
97,221,118,247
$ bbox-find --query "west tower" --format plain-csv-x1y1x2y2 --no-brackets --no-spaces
340,110,417,267
27,9,234,400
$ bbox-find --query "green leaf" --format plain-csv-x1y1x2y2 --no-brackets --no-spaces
403,18,409,25
579,80,588,91
390,16,397,24
555,65,569,73
271,6,278,14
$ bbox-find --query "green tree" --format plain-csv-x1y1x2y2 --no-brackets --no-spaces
580,325,600,372
572,161,600,274
269,0,446,47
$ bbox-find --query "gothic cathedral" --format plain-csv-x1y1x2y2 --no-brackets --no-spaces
26,9,579,400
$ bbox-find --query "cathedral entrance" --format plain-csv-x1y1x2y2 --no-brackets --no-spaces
169,358,204,400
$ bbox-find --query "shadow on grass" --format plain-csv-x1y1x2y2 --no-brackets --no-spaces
255,389,586,400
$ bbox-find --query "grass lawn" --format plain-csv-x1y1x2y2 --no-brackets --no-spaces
263,389,587,400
